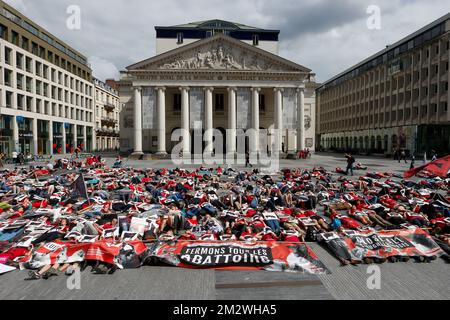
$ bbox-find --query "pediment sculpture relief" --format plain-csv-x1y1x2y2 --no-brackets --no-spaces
159,43,280,71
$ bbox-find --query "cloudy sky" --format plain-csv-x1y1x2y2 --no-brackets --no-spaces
5,0,450,82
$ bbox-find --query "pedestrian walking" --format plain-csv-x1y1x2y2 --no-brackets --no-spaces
12,150,18,164
245,150,252,168
399,149,407,164
345,153,355,176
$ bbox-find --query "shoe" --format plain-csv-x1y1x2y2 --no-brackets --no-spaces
340,260,350,266
350,259,361,265
26,271,41,280
363,257,374,264
108,265,117,274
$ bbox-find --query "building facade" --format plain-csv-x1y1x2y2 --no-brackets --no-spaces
0,1,95,156
94,78,120,151
119,20,317,157
316,14,450,156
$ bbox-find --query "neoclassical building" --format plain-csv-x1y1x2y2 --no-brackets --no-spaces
118,20,317,157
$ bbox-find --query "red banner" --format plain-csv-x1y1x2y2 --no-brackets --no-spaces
404,155,450,178
320,228,444,263
144,241,330,274
20,240,147,269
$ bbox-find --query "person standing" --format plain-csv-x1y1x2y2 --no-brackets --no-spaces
399,149,407,164
393,148,398,161
345,153,355,176
12,150,18,164
245,150,252,168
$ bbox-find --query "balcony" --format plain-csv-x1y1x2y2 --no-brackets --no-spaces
101,117,118,126
96,128,119,137
104,102,115,112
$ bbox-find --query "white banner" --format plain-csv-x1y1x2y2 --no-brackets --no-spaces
236,88,251,129
190,88,204,129
283,88,297,130
142,87,157,130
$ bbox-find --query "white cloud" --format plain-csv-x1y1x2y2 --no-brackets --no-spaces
88,56,119,81
3,0,450,82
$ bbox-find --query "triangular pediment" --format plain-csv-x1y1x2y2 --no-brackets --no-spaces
127,34,311,73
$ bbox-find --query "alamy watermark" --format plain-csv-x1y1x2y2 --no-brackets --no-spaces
366,265,381,290
366,5,381,30
66,5,81,30
170,124,281,170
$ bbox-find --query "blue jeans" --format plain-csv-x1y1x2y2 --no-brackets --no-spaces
346,165,354,176
266,219,281,233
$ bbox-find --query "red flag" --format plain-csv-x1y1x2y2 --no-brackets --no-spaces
404,155,450,178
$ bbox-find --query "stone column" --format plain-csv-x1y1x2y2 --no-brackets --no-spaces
48,120,53,155
32,118,38,155
296,87,305,151
180,87,190,156
251,87,261,154
227,87,237,156
91,126,96,152
73,124,77,152
274,88,283,153
132,87,143,156
83,125,87,152
204,87,214,155
12,116,19,153
62,123,66,154
156,87,167,154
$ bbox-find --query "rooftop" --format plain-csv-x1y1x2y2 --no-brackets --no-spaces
155,19,279,33
318,12,450,90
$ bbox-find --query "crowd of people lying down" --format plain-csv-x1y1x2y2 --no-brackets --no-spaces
0,156,449,279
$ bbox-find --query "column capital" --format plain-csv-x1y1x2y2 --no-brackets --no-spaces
204,86,214,92
156,86,166,92
251,87,261,93
296,86,305,93
227,87,237,92
179,86,190,92
133,86,142,92
273,87,284,93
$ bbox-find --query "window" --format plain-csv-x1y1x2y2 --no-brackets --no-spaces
26,77,32,92
4,69,12,87
16,74,23,90
39,46,45,59
4,47,12,65
11,30,19,46
215,93,224,112
206,30,213,38
32,42,38,55
26,57,32,73
22,37,29,51
0,24,7,39
253,34,259,46
16,52,23,69
5,91,12,108
177,32,184,44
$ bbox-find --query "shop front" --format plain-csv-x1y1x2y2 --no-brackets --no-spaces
18,117,33,155
0,115,13,156
53,122,64,154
